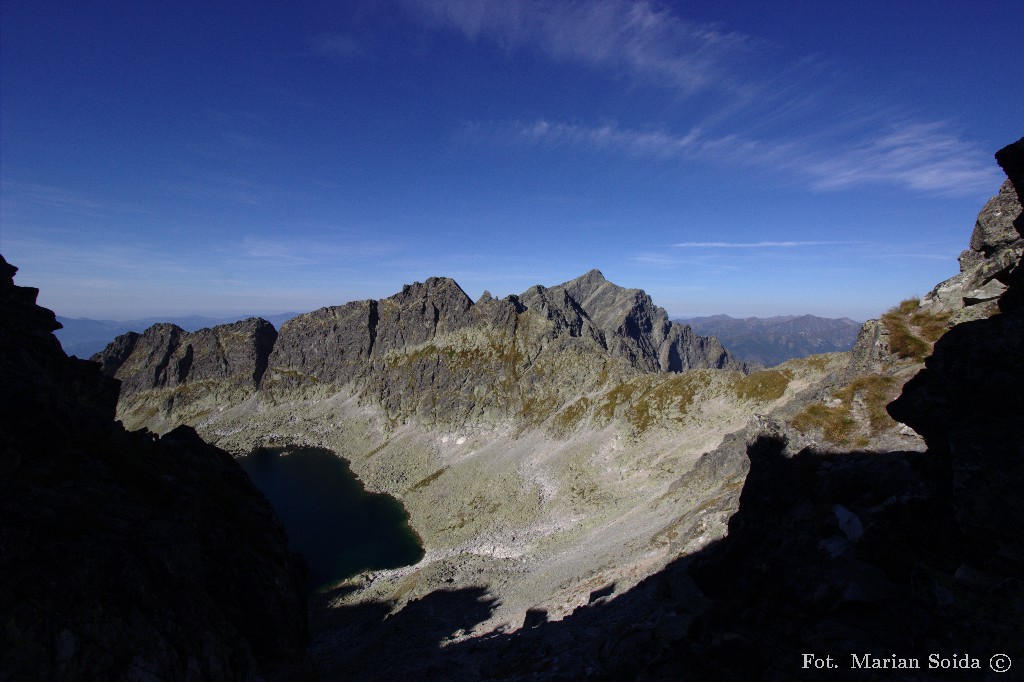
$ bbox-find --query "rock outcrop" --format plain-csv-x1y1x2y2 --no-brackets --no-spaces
925,177,1023,320
92,318,277,431
888,136,1024,576
0,255,308,680
847,152,1023,378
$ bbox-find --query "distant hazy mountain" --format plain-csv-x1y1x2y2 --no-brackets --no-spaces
55,312,299,358
678,314,862,366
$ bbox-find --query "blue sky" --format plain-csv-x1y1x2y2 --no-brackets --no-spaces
2,1,1021,321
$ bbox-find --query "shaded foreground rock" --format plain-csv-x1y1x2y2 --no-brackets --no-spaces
0,254,308,680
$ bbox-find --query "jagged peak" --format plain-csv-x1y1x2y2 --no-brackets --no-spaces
556,268,615,293
391,276,472,308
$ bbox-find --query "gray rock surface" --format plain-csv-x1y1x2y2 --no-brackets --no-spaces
93,318,278,430
922,177,1023,321
550,269,745,373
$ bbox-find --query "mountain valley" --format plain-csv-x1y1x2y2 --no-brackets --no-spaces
2,138,1022,679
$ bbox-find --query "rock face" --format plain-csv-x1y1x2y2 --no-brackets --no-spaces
925,177,1024,319
889,136,1024,571
552,269,742,373
93,318,277,393
0,255,308,679
93,318,278,431
95,271,746,431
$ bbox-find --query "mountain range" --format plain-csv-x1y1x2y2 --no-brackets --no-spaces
678,314,862,366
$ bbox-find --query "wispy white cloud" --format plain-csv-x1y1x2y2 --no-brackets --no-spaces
0,181,149,217
402,0,755,92
671,240,853,248
517,120,707,158
402,1,998,196
800,121,1001,193
515,119,999,195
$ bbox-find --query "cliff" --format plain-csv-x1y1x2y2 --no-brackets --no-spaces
0,255,308,680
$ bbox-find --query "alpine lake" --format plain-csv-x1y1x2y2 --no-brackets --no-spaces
238,446,424,592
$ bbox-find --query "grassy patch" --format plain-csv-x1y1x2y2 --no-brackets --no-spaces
734,369,792,402
552,396,592,435
520,393,559,426
603,372,706,433
845,375,897,431
598,381,638,423
792,403,857,443
792,354,834,372
791,374,899,445
910,308,953,342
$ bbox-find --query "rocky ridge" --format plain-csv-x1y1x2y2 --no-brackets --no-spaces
0,255,309,679
97,270,746,433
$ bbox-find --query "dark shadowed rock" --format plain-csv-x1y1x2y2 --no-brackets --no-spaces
94,318,277,392
889,139,1024,556
0,255,309,680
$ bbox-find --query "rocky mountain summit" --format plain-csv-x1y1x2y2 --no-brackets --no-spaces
95,269,745,433
0,255,309,679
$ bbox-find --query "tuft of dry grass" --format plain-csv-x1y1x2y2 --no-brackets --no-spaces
791,374,899,445
792,403,857,443
734,369,792,402
881,298,951,360
551,396,592,435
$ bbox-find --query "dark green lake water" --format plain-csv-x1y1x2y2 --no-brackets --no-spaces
238,446,424,592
